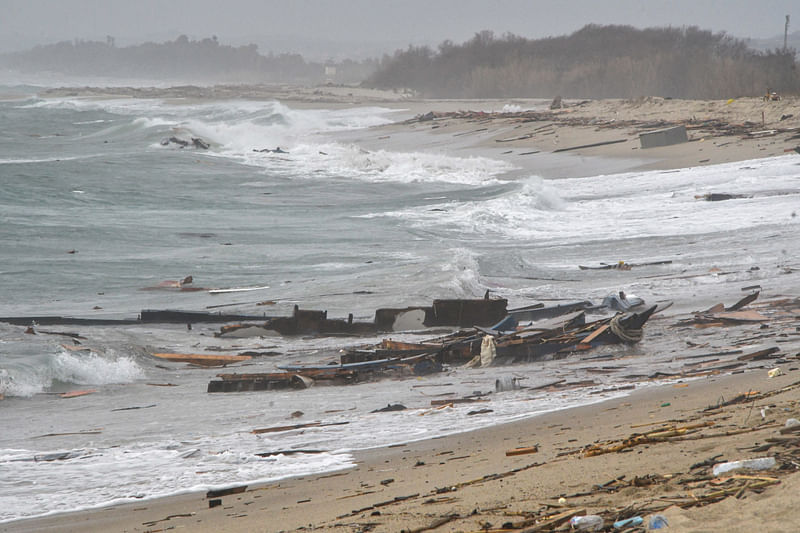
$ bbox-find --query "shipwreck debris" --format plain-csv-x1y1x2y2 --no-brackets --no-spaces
160,136,210,149
578,260,672,270
639,125,688,148
218,298,509,338
207,296,660,393
696,192,751,201
151,352,252,367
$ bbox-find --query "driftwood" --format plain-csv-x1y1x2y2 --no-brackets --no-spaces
251,421,349,435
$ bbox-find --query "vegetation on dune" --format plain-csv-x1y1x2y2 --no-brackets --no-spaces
3,25,798,100
365,25,799,99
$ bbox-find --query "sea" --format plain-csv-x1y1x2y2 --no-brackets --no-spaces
1,81,799,524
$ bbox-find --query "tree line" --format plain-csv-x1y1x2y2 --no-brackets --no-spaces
0,35,377,85
364,25,799,99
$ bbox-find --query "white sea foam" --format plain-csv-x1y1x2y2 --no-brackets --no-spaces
14,95,513,184
181,103,397,154
0,374,631,522
0,156,84,164
0,348,144,398
0,441,354,522
0,368,41,398
438,248,485,296
381,156,800,243
51,351,143,386
286,144,515,184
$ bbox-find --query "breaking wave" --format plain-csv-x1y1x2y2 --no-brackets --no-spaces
440,248,485,297
375,157,800,244
15,96,514,185
0,348,144,398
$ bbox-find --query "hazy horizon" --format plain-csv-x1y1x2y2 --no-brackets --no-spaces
3,0,798,61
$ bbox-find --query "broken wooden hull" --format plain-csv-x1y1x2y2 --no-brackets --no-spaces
207,353,437,393
207,372,313,393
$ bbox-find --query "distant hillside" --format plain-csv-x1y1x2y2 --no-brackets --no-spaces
365,25,800,99
0,35,377,85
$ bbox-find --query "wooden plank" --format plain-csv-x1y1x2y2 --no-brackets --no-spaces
251,421,349,435
580,324,609,344
216,372,295,381
60,389,97,398
506,446,538,456
552,138,627,152
726,291,759,311
206,485,247,498
152,352,251,366
430,398,486,406
711,310,768,322
737,347,780,361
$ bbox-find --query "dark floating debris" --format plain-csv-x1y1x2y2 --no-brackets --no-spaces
160,136,209,149
696,192,751,201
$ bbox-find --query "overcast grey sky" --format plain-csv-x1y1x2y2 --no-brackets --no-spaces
3,0,797,59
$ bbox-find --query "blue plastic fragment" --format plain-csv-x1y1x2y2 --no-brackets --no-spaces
613,516,643,529
648,514,669,529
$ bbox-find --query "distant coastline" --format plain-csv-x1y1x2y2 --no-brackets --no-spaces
38,84,800,175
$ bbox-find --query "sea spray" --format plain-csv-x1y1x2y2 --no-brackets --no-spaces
51,350,144,386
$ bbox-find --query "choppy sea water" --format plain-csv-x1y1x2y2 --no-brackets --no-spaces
1,84,799,523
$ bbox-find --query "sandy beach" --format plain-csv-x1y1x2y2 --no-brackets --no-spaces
6,86,800,533
13,366,800,533
370,94,800,178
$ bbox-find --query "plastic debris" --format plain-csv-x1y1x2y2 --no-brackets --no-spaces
569,514,604,531
648,514,669,529
614,516,643,529
712,457,777,476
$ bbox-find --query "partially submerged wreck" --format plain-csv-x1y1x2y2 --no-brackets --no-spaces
206,297,659,393
216,298,510,337
0,291,661,393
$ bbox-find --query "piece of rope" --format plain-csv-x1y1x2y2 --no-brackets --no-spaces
609,313,643,343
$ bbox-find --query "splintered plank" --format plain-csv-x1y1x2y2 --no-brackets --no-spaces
206,485,247,498
737,347,780,361
710,310,768,322
60,389,97,398
552,138,627,152
580,324,609,345
251,421,349,434
151,352,251,366
506,446,538,456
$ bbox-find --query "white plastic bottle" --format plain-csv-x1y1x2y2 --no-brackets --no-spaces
570,515,604,531
712,457,776,476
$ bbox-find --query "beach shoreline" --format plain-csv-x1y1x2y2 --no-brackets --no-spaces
38,84,800,179
9,369,800,533
6,86,800,532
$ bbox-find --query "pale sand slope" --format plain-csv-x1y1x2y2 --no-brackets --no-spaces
364,96,800,178
11,369,800,533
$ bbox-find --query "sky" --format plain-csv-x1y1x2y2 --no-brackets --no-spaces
2,0,797,59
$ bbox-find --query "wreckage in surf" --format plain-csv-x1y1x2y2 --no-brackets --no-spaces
206,296,660,393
